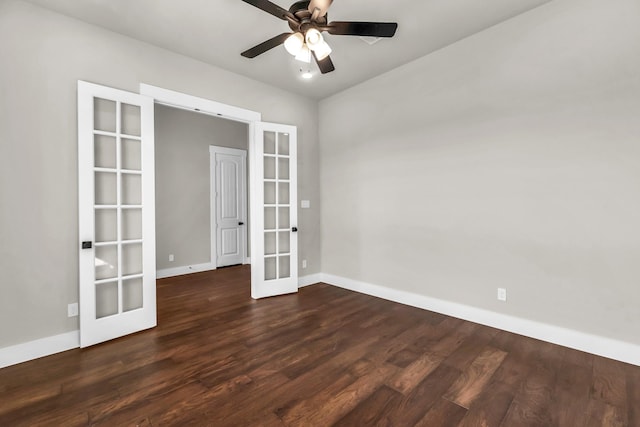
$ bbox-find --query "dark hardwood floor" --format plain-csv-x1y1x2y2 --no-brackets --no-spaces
1,265,638,426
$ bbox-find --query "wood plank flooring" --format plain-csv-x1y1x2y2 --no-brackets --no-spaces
1,265,639,426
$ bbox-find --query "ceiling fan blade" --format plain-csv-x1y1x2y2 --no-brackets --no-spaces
313,51,335,74
327,21,398,38
241,33,291,58
241,0,295,21
308,0,333,18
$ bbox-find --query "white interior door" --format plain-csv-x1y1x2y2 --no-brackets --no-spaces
250,122,298,299
211,146,247,267
78,81,156,348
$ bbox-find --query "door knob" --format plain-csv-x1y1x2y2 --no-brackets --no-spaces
292,227,298,232
82,241,93,249
238,222,244,226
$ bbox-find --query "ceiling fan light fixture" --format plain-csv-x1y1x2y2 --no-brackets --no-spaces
305,28,323,50
295,43,311,63
284,32,304,56
313,40,332,60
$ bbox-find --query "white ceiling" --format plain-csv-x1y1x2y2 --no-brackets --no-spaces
25,0,551,99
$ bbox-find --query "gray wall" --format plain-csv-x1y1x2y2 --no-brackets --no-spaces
155,105,248,270
319,0,640,345
0,0,320,348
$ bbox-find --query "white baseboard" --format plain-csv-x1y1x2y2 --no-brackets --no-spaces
0,331,80,369
5,272,638,370
156,262,216,279
298,273,322,288
320,273,640,367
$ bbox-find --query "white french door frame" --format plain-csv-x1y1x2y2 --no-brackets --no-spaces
139,84,299,299
78,81,157,348
140,85,260,276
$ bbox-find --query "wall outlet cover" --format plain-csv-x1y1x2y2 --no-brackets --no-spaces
67,303,79,317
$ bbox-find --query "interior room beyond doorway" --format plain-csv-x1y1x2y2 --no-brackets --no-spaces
154,104,249,278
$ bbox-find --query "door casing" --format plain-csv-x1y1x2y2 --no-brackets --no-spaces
140,85,260,276
139,85,299,299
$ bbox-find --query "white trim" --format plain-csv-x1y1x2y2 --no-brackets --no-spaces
6,272,639,369
320,273,640,367
139,84,261,123
298,273,322,288
0,331,79,369
156,262,216,279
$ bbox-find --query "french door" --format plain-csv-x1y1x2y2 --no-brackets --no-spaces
251,123,298,299
77,81,156,348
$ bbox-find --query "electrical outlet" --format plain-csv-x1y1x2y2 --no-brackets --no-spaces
169,254,174,262
497,288,507,302
302,259,307,269
68,303,79,317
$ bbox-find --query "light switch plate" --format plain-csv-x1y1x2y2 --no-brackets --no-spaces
301,200,310,208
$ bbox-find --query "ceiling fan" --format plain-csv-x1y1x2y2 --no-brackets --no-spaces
240,0,398,74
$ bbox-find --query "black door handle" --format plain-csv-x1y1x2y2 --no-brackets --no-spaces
292,227,298,232
238,222,244,226
82,241,92,249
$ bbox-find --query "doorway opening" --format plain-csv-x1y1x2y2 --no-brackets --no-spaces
78,82,299,348
140,85,259,279
153,102,250,278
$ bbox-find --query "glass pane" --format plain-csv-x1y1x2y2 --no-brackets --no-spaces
264,207,276,230
96,282,118,319
279,256,290,279
123,277,143,312
264,182,276,205
95,209,117,243
122,139,141,171
122,243,143,276
264,131,276,154
95,172,117,205
278,182,289,205
264,157,276,180
279,231,290,254
122,174,142,205
278,133,290,155
95,245,118,280
265,257,276,280
94,98,116,133
121,103,141,136
94,135,116,169
278,157,289,180
122,208,142,240
264,232,276,255
278,207,289,229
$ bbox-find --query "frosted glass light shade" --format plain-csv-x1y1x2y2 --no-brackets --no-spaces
305,28,323,50
284,32,304,56
314,40,332,60
295,44,311,63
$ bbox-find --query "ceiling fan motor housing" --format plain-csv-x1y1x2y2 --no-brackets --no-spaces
288,0,327,33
